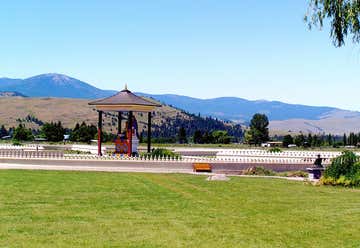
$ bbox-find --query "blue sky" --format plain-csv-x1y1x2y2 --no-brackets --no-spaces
1,1,360,110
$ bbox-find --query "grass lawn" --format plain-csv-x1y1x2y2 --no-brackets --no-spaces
0,171,359,247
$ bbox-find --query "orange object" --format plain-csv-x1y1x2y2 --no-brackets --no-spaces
193,163,212,172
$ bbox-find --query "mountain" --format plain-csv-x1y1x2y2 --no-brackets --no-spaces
0,91,27,97
1,73,360,134
138,93,360,134
0,74,116,99
137,93,354,121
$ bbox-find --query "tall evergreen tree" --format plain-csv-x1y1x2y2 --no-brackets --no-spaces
343,133,347,146
178,126,187,144
282,135,294,147
193,130,203,144
248,113,269,145
0,125,8,138
13,124,34,141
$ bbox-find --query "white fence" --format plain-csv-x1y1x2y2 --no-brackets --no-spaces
0,150,320,165
215,149,348,164
0,144,44,151
0,150,63,158
0,146,349,165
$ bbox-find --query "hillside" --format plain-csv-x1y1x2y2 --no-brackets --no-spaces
137,93,354,122
140,93,360,134
0,97,242,139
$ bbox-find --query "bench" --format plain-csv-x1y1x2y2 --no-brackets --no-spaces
193,163,212,172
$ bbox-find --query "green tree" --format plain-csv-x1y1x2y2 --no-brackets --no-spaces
193,130,203,144
211,130,231,144
13,124,34,141
294,134,305,147
178,126,187,144
244,130,253,145
41,121,65,142
305,0,360,47
307,134,313,147
282,135,294,147
326,134,334,146
0,125,8,137
70,122,97,143
324,151,360,180
248,113,269,145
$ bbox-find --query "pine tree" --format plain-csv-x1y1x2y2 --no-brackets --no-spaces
178,127,187,144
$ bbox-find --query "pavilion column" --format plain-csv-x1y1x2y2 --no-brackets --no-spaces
147,112,152,153
98,110,103,156
118,112,122,135
128,111,133,156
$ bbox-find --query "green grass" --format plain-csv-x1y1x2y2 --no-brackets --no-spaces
0,171,360,247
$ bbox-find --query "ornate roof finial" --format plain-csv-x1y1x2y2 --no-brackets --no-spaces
124,83,128,91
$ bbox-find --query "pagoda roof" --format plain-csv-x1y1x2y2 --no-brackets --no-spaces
89,87,161,112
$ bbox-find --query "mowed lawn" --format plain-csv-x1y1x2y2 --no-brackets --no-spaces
0,171,360,247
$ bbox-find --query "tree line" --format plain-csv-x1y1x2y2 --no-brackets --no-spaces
144,114,243,144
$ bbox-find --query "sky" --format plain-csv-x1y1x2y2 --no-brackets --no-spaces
1,1,360,110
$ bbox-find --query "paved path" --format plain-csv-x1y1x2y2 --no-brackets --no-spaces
0,162,193,174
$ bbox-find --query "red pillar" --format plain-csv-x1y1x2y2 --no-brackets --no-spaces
147,112,151,153
98,111,103,156
118,112,122,135
128,111,133,156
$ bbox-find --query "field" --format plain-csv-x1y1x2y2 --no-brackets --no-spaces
0,171,360,247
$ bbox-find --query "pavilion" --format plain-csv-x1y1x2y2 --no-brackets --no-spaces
89,86,161,156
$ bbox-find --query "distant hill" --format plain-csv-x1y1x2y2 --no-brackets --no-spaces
138,93,360,134
0,91,27,97
0,74,116,99
137,93,345,122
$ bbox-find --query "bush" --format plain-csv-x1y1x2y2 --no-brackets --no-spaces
268,147,282,153
321,151,360,187
244,166,276,176
12,141,22,146
143,148,181,159
278,171,308,178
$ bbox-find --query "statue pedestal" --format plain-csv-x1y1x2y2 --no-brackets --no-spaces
307,167,325,180
132,134,139,154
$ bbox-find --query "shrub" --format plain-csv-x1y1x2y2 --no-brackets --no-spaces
321,151,360,187
144,148,181,159
324,151,359,179
12,141,22,146
278,171,308,178
244,166,276,176
268,147,282,153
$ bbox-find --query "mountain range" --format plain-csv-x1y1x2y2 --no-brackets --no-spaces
1,73,360,134
0,74,116,99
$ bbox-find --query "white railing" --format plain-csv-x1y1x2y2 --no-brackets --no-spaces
0,144,44,151
0,150,63,159
216,149,345,161
0,149,330,165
